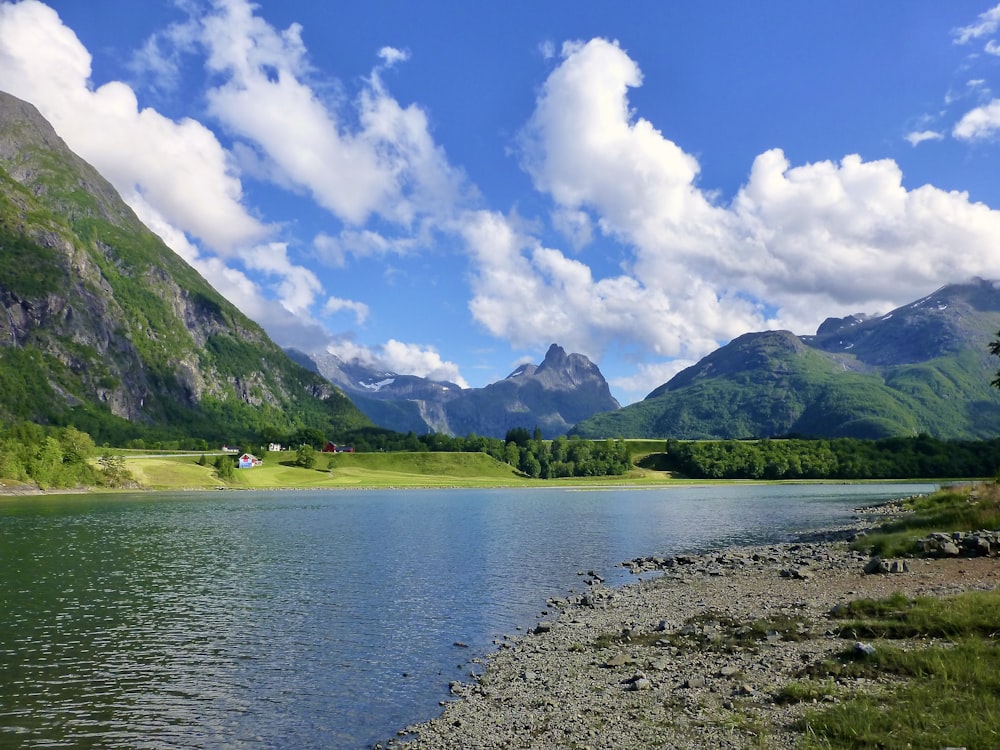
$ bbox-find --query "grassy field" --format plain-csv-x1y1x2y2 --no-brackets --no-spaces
791,484,1000,749
121,450,681,490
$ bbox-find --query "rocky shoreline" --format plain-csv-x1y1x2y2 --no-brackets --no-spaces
385,502,999,749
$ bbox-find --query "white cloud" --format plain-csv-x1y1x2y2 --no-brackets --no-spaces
953,3,1000,44
325,339,468,387
323,296,370,325
241,243,323,316
611,360,694,401
551,207,594,249
953,98,1000,139
0,0,269,254
312,229,420,268
490,37,1000,388
729,149,1000,324
905,130,944,146
381,340,468,385
987,39,1000,56
182,0,467,229
377,46,409,67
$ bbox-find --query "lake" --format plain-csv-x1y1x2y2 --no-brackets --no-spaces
0,483,932,749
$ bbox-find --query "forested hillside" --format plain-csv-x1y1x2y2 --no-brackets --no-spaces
0,90,369,445
573,281,1000,441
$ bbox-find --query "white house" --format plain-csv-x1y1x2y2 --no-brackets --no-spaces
238,453,262,469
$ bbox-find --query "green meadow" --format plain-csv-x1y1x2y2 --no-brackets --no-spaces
121,449,679,490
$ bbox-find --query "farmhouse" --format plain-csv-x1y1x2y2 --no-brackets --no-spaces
238,453,263,469
322,442,354,453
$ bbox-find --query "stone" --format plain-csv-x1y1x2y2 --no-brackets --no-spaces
604,652,630,668
854,641,876,656
863,556,889,575
627,677,652,691
939,541,961,556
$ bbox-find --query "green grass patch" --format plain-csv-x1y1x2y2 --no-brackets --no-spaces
797,589,1000,749
851,483,1000,557
830,589,1000,640
124,451,528,490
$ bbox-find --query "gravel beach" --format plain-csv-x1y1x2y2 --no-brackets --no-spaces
387,505,1000,749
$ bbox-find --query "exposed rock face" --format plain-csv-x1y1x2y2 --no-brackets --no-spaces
0,89,368,440
300,343,621,438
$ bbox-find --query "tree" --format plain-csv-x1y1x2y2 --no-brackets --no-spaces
295,444,317,469
99,452,132,487
213,454,234,480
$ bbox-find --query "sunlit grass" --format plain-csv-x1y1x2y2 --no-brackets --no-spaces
796,589,1000,749
852,482,1000,557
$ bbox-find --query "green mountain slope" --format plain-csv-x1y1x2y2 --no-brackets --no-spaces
572,281,1000,440
0,90,370,444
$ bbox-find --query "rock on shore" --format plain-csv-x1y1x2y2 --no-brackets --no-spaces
386,526,999,749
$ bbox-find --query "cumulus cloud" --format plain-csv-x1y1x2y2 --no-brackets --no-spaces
377,46,409,67
0,0,269,253
953,99,1000,140
175,0,467,229
474,37,1000,396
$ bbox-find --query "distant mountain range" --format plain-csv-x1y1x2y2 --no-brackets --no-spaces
571,279,1000,440
291,343,621,439
0,90,369,444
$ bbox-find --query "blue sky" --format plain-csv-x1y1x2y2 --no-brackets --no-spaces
2,1,1000,404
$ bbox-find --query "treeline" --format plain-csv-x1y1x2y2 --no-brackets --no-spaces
662,435,1000,480
0,423,132,489
340,426,633,478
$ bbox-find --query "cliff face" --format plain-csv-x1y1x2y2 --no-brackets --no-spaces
0,90,369,442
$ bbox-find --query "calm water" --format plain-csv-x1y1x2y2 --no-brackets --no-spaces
0,483,932,749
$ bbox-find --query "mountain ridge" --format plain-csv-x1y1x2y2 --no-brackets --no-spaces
0,89,369,444
572,278,1000,441
299,343,621,438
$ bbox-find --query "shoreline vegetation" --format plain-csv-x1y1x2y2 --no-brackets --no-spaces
384,485,1000,750
0,444,968,497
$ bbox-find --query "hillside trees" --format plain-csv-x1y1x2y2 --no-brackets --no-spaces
0,424,102,488
661,436,1000,480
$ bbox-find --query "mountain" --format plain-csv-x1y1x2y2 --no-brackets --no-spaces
298,343,621,438
572,279,1000,440
0,90,370,444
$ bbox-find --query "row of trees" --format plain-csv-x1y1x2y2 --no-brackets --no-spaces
662,435,1000,480
333,426,633,478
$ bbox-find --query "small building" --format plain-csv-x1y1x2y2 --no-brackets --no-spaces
323,442,354,453
268,443,283,452
238,453,263,469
